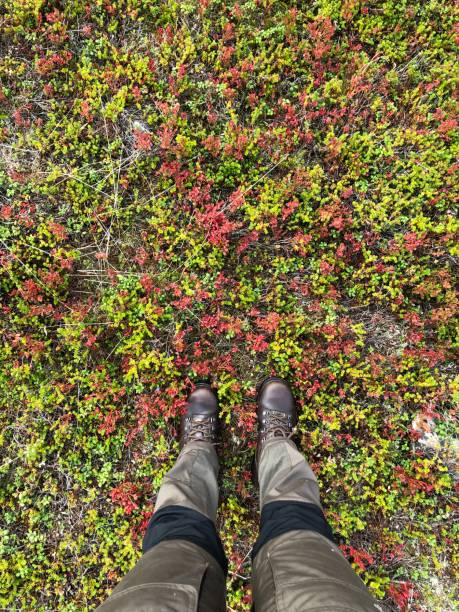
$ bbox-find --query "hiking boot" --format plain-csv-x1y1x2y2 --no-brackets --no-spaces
256,376,297,466
180,383,218,447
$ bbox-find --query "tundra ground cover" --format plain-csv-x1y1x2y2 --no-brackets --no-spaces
0,1,458,609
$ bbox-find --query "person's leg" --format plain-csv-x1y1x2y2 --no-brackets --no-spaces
97,384,227,612
252,378,383,612
151,438,219,519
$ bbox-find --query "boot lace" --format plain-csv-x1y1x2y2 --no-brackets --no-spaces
264,410,293,438
186,416,215,442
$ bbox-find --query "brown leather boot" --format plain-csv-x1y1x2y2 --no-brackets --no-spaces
180,383,218,447
256,376,297,467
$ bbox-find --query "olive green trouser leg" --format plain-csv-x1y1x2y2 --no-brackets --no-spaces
154,440,219,520
96,441,226,612
253,438,384,612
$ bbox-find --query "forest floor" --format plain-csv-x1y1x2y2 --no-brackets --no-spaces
0,1,458,610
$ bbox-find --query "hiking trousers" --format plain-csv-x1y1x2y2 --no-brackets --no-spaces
97,439,382,611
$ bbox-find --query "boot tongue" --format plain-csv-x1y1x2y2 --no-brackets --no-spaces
191,413,213,424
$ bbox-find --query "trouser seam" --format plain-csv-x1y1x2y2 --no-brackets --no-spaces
274,577,371,594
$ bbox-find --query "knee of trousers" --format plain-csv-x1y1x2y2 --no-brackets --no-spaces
96,539,226,612
252,530,386,612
